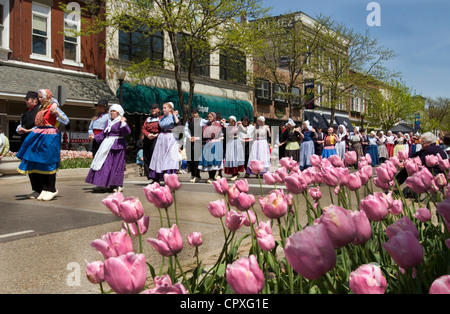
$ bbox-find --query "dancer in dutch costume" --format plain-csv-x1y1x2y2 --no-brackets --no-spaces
224,116,246,181
85,104,130,192
321,127,339,159
335,124,348,160
88,99,109,157
141,103,161,179
281,118,302,162
299,120,316,171
246,116,271,176
198,112,224,183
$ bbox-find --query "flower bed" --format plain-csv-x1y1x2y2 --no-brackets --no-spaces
59,150,93,169
85,152,450,294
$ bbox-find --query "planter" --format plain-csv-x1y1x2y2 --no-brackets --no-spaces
0,157,21,175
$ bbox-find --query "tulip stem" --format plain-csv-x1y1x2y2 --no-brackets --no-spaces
172,191,179,226
165,207,171,226
174,254,193,294
257,174,263,197
136,222,143,254
157,208,163,228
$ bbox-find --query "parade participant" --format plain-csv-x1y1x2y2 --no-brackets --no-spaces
88,99,109,157
280,118,302,162
350,126,363,161
141,103,161,179
16,91,41,143
224,116,246,180
360,129,369,156
377,131,388,163
385,130,396,158
198,112,224,183
148,102,180,184
85,104,130,192
0,126,9,159
313,126,324,156
393,132,405,157
184,108,204,183
246,116,271,176
215,112,227,180
335,124,348,160
17,89,69,201
278,124,288,160
299,120,315,171
367,131,380,166
239,116,254,178
322,127,339,158
414,133,422,153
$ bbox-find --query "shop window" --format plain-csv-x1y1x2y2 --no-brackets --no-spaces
31,3,53,62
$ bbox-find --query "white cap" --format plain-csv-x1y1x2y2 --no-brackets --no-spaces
229,115,237,122
109,104,124,116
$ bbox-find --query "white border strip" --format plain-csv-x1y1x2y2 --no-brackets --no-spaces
0,230,35,239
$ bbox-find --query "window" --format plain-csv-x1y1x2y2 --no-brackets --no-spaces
291,86,300,105
31,3,52,61
273,83,286,102
119,27,163,64
220,48,246,84
63,12,81,65
0,4,4,47
317,84,323,106
255,79,270,99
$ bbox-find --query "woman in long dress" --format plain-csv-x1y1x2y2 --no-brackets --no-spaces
350,127,363,162
149,102,181,183
281,118,302,162
224,116,246,181
367,131,380,166
393,132,405,157
299,120,315,171
85,104,130,192
335,124,347,160
385,131,396,158
377,131,388,163
246,116,271,175
321,127,339,158
17,89,69,201
198,112,224,183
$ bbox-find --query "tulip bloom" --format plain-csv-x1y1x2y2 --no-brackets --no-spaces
425,154,439,167
308,186,322,201
328,154,344,167
104,252,147,294
226,255,265,294
91,230,134,259
212,177,229,194
227,185,241,207
309,154,322,166
389,200,403,216
349,264,387,294
255,220,276,252
144,183,173,208
385,216,419,239
123,215,150,236
249,160,265,175
235,192,256,211
321,166,341,187
383,230,423,270
436,198,450,230
102,192,125,217
345,151,357,165
141,274,188,294
147,224,183,257
142,182,161,204
85,260,105,284
360,194,388,222
208,199,227,218
284,224,336,280
187,232,202,247
225,209,245,231
350,210,372,245
118,197,145,224
375,163,395,184
405,167,433,194
284,172,309,194
234,179,249,193
319,205,356,249
429,275,450,294
263,172,279,185
413,207,432,223
397,150,409,161
434,173,448,188
163,173,181,191
346,172,362,191
258,189,289,219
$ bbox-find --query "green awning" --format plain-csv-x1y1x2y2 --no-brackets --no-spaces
118,83,253,121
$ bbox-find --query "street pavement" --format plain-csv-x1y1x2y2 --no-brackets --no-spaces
0,164,378,294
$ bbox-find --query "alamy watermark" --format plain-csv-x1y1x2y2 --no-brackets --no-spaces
367,2,381,27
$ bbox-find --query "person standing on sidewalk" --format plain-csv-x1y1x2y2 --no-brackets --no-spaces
0,126,9,159
141,103,161,179
88,99,109,157
184,108,203,183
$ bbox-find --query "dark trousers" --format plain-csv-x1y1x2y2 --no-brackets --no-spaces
143,137,157,179
29,173,57,193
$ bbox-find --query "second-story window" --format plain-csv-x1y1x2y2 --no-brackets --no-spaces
0,4,4,47
273,83,286,103
291,86,300,105
220,48,246,84
255,79,270,99
64,12,81,64
31,3,52,60
119,27,163,65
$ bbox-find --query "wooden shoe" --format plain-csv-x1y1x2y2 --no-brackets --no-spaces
37,190,48,201
43,190,58,201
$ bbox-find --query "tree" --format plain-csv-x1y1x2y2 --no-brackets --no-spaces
366,80,425,132
73,0,266,123
421,97,450,134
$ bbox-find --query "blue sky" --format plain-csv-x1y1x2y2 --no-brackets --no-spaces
261,0,450,99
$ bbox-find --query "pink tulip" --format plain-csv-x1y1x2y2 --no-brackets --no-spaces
337,167,350,187
212,177,229,194
436,198,450,230
85,260,105,284
328,154,344,167
345,151,357,165
358,166,372,185
425,154,439,167
349,264,387,294
208,199,227,218
141,274,187,294
413,207,432,223
284,224,336,280
102,192,125,217
91,230,134,259
385,216,419,239
225,209,245,231
405,167,433,194
350,210,372,245
263,172,279,185
123,215,150,236
389,200,403,216
360,194,388,222
280,157,297,170
397,150,409,161
258,189,289,219
434,173,448,188
143,182,161,204
284,172,309,194
147,224,183,257
186,232,202,247
249,160,265,174
308,186,322,201
438,158,450,171
373,177,393,191
144,184,173,208
405,160,419,176
243,209,257,226
429,275,450,294
255,220,276,251
226,255,265,294
235,192,255,211
234,179,249,193
118,197,144,224
376,191,393,209
318,205,356,249
346,172,362,191
274,167,289,181
104,252,147,294
309,154,322,166
321,166,341,187
375,163,395,183
227,185,241,207
383,230,423,270
163,173,181,191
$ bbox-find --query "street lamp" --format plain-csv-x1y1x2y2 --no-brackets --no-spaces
117,68,126,106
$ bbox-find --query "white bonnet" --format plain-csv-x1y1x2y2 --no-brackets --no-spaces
109,104,124,117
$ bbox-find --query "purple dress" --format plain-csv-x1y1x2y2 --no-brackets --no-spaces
85,122,131,188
